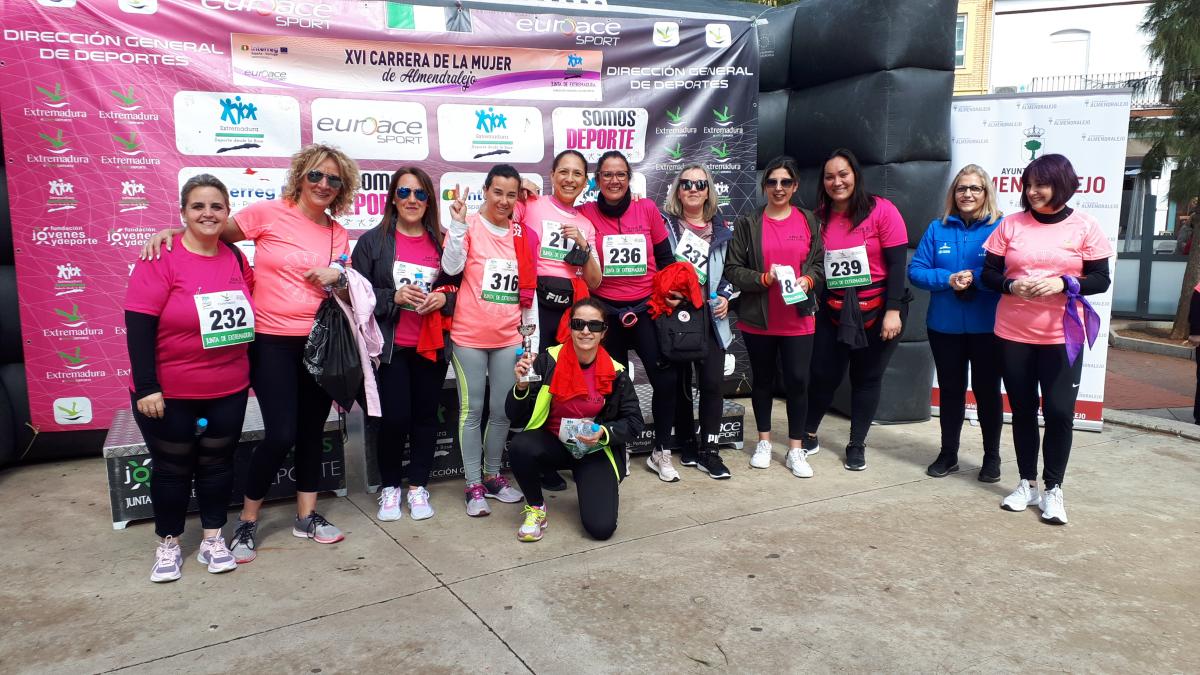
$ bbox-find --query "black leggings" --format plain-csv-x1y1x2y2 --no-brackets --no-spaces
675,326,726,450
508,430,620,540
806,306,906,446
375,348,447,488
538,302,567,353
742,331,814,440
1194,345,1200,425
595,297,677,449
132,390,248,538
927,329,1003,456
244,334,333,500
1000,339,1083,488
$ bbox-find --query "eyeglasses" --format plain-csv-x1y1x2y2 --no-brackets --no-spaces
765,178,796,188
306,170,343,190
679,179,709,192
569,318,608,333
396,187,429,201
955,185,985,195
599,171,629,182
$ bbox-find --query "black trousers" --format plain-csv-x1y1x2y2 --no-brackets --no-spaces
538,302,568,353
927,329,1003,456
675,325,726,451
595,297,677,449
375,347,447,488
1000,339,1083,488
132,390,248,538
1194,345,1200,425
806,306,906,446
508,430,620,540
244,334,333,500
741,331,814,440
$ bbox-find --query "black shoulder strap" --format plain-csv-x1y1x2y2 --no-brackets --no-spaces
223,240,247,274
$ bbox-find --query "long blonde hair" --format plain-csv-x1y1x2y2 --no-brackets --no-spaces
283,143,361,217
943,164,1002,223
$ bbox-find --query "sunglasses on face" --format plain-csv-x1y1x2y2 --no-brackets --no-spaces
599,171,629,182
306,170,343,190
955,185,985,195
396,187,429,201
569,318,608,333
679,179,709,192
765,178,796,189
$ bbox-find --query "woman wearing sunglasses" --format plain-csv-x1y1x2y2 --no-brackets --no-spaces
661,164,735,478
908,165,1004,483
578,150,681,482
506,299,644,542
140,143,361,560
725,156,825,477
351,167,460,522
804,148,910,472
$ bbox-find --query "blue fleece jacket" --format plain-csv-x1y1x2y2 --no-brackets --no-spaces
908,214,1002,334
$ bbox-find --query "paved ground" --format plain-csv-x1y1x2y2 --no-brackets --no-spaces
3,405,1198,673
1104,346,1194,412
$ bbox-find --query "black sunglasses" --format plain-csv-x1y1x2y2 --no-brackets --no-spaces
396,187,429,201
570,318,608,333
765,178,795,188
679,179,709,191
306,170,343,190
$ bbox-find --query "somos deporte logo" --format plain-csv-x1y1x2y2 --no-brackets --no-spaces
515,16,621,46
200,0,334,30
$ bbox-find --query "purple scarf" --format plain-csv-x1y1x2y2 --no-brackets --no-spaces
1062,275,1100,365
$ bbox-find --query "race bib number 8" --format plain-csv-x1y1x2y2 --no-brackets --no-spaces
481,258,519,304
195,291,254,349
673,229,710,284
774,265,807,305
824,245,871,289
603,234,647,276
539,221,576,261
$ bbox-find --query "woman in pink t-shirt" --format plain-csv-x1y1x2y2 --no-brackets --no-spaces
351,167,460,523
982,154,1112,524
805,148,911,472
126,174,253,582
142,143,362,558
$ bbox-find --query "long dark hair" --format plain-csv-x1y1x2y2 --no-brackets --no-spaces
377,167,441,245
816,148,875,229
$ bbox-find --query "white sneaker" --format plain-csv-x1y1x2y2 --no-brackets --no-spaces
646,448,681,482
407,486,434,521
749,440,772,469
376,486,402,522
1001,479,1040,512
1040,486,1068,524
784,448,814,478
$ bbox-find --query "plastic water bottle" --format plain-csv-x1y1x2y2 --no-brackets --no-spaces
414,270,427,293
572,423,602,457
709,292,720,310
195,417,208,436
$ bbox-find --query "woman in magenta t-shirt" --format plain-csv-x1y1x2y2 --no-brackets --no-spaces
982,154,1112,525
805,148,911,472
142,144,362,558
351,167,460,523
126,174,254,583
578,150,681,483
725,156,825,479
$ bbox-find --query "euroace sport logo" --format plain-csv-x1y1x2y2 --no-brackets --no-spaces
515,16,621,46
199,0,336,30
311,98,428,161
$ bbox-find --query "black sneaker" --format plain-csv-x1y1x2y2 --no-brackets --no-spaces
679,444,699,467
541,471,568,492
801,433,820,457
843,444,867,471
978,453,1001,483
925,450,959,478
696,449,731,479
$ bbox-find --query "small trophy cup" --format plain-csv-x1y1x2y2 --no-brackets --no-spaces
517,323,541,383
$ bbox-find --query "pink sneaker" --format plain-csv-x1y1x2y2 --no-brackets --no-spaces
465,483,491,517
483,474,524,503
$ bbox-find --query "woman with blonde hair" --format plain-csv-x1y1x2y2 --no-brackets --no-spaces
908,164,1004,482
141,143,362,558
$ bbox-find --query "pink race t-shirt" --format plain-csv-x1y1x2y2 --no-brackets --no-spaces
983,209,1114,345
516,197,597,279
393,231,442,348
234,199,350,336
580,198,669,302
125,243,254,399
449,214,522,349
821,197,908,284
546,363,605,438
739,207,816,337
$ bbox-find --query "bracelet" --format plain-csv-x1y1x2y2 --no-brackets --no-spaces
760,272,771,287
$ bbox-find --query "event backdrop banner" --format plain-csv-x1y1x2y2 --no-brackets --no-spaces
948,90,1131,430
0,0,760,432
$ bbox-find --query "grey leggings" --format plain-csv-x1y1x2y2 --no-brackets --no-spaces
450,341,518,485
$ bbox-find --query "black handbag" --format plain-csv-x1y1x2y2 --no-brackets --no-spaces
303,297,363,410
655,301,707,363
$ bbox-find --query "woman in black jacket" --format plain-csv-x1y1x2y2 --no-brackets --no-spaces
506,298,645,542
351,167,459,523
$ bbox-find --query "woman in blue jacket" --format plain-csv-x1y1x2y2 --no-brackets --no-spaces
908,165,1004,482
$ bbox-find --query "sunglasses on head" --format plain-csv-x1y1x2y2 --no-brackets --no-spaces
570,318,608,333
396,186,429,201
765,178,796,188
679,179,709,192
305,170,343,190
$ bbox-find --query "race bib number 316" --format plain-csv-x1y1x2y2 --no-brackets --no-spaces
481,258,519,304
195,291,254,348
